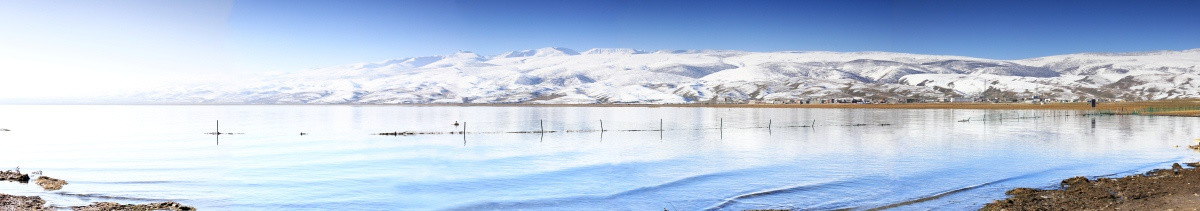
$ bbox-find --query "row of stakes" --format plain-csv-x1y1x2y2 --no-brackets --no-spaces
197,119,881,137
205,111,1102,138
374,118,886,139
956,110,1113,122
377,111,1111,137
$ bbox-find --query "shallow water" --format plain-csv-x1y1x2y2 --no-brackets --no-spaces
0,105,1197,210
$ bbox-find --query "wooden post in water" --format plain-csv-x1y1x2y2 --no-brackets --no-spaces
215,120,220,146
811,120,816,127
600,120,604,132
540,119,544,133
660,119,664,131
720,118,724,139
768,119,772,133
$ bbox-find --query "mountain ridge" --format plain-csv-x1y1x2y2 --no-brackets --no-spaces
145,47,1200,104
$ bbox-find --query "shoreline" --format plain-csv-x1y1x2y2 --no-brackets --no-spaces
0,193,194,211
2,170,194,211
983,162,1200,210
0,193,195,211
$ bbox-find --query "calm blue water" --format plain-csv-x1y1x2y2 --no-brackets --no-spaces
0,105,1197,210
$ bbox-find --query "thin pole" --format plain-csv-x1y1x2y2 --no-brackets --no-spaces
215,120,220,146
660,119,663,131
540,119,544,133
720,118,723,139
811,120,816,127
600,120,604,132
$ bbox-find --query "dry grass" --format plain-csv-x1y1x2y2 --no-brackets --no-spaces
1146,110,1200,117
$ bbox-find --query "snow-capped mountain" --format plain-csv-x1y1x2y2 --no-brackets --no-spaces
145,48,1200,104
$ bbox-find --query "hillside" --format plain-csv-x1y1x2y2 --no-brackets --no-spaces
145,47,1200,104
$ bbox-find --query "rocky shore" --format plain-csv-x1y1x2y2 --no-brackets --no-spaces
71,201,195,211
2,170,67,191
0,194,195,211
35,176,67,191
1,170,31,183
983,162,1200,210
0,194,48,211
2,170,194,210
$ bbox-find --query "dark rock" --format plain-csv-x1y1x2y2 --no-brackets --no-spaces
35,176,67,190
1060,176,1090,188
1005,188,1038,196
0,193,48,211
0,170,30,183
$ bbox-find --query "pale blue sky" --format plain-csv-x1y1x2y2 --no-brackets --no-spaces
1,0,1198,100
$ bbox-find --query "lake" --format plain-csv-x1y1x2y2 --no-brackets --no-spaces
0,105,1197,210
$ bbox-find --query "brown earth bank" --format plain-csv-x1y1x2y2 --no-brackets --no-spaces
981,162,1200,210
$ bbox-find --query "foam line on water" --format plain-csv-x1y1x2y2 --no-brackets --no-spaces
54,191,179,202
701,179,857,211
1091,157,1184,178
864,164,1086,210
442,164,784,210
70,180,195,185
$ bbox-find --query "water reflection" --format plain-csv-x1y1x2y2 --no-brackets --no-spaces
0,105,1196,210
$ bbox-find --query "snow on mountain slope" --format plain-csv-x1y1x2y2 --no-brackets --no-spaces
581,48,645,55
147,47,1200,104
422,51,492,68
496,47,580,58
